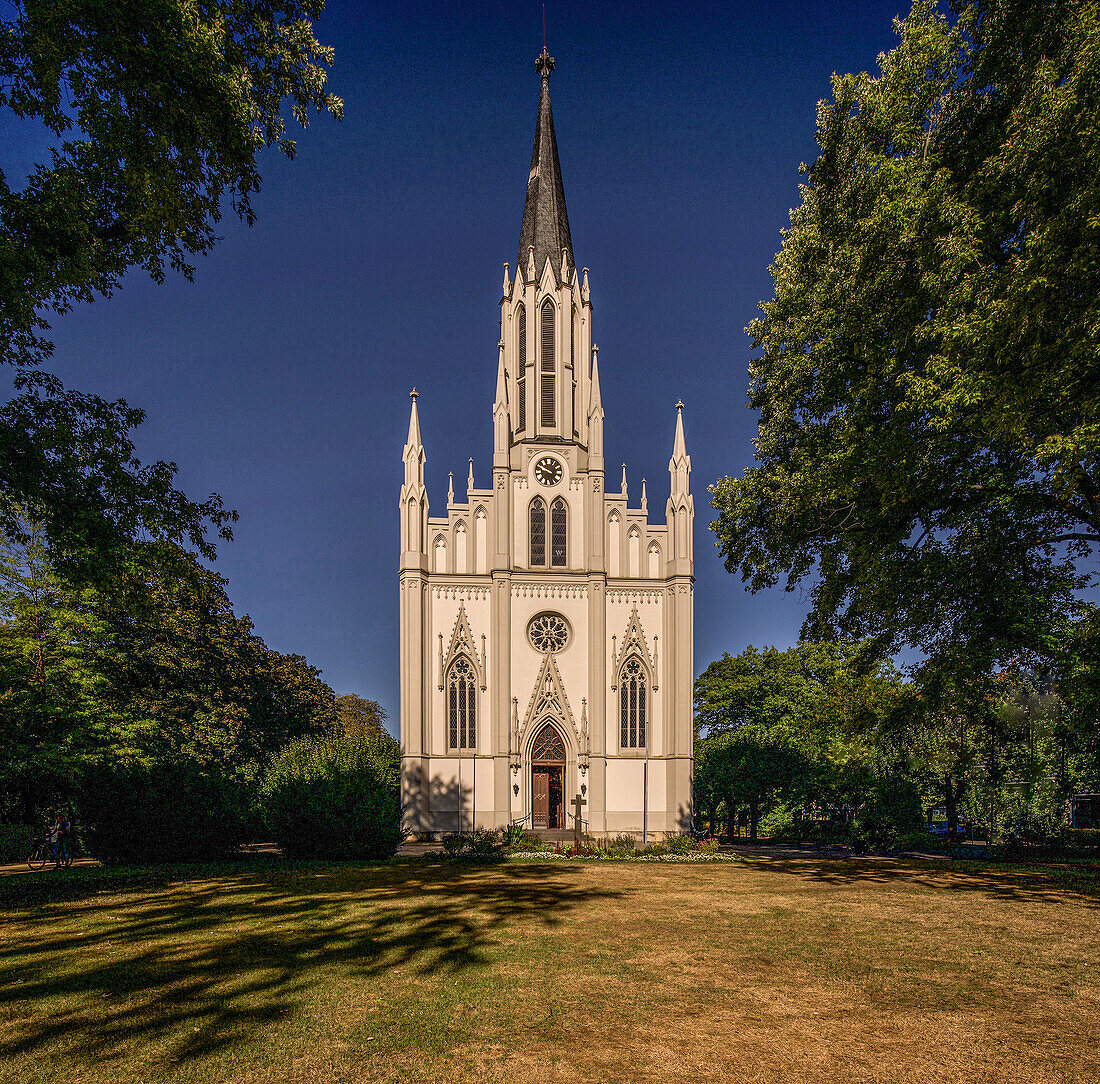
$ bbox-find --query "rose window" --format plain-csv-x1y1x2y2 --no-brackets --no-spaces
527,613,570,653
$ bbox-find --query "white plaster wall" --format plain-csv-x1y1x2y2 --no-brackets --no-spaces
605,758,666,815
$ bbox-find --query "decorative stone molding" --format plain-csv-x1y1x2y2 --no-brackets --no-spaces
439,603,486,691
607,588,663,602
519,652,582,751
610,607,658,692
431,585,491,600
511,582,588,599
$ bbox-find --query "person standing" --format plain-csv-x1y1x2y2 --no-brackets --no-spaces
57,811,71,867
47,811,59,865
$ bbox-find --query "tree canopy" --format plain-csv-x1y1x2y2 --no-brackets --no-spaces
0,525,336,820
0,0,341,575
711,0,1099,689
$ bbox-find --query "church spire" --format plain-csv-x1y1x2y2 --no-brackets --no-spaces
400,388,427,560
518,48,574,282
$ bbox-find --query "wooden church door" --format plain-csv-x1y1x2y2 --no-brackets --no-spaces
532,769,550,829
531,723,565,830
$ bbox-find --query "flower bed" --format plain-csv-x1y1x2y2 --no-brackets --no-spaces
505,849,741,863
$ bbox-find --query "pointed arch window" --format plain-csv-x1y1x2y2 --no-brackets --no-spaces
550,497,567,567
532,723,565,763
619,657,647,749
571,305,578,437
529,497,546,567
540,298,555,426
516,304,527,433
447,656,477,750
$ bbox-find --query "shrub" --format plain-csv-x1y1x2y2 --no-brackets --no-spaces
469,828,502,857
695,837,721,854
1063,828,1100,852
895,829,952,853
520,831,545,852
758,805,796,838
80,759,250,863
605,834,637,856
441,833,467,856
261,729,401,860
665,833,692,855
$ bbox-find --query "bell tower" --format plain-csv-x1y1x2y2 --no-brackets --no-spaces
499,48,593,451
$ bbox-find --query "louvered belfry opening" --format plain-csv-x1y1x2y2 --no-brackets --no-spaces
540,298,555,427
550,497,567,567
529,497,546,566
516,304,526,432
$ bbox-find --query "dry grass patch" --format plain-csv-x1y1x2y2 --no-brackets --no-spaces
1,856,1098,1083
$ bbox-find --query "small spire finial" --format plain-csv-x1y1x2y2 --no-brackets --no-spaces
410,387,418,401
536,47,555,81
676,399,684,411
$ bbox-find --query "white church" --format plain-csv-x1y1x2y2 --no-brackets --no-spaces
399,49,694,840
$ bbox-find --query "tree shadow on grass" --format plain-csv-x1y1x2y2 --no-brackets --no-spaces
0,861,621,1064
740,854,1100,907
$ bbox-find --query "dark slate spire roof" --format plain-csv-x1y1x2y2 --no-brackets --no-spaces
518,48,574,281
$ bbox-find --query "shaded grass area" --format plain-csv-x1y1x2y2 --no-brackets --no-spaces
2,857,1099,1083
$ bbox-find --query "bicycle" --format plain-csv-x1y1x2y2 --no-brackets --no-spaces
27,834,52,870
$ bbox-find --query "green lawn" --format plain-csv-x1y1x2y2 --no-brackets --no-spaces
2,856,1099,1083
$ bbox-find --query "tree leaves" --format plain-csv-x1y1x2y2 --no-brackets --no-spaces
713,0,1100,688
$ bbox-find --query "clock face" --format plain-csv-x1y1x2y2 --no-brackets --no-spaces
534,456,564,486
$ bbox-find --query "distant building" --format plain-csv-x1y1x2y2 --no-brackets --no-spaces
398,50,694,839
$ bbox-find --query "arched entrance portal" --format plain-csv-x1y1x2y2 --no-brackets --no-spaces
531,723,565,830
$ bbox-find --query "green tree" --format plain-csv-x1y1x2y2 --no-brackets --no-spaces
711,0,1099,688
0,520,142,819
0,527,336,818
693,642,915,840
334,694,389,739
0,1,341,573
694,728,810,841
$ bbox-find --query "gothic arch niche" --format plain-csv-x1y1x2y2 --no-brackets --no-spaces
647,541,661,578
406,499,419,551
454,521,468,574
628,526,641,577
433,534,448,573
608,513,621,577
474,507,488,573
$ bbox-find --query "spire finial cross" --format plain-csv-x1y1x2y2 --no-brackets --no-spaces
676,398,684,412
536,47,555,81
410,387,418,401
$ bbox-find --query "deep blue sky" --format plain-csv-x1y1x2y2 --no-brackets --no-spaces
8,1,912,731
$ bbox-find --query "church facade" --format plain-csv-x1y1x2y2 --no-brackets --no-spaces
399,50,694,839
